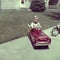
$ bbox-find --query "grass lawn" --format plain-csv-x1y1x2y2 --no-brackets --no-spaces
0,10,60,43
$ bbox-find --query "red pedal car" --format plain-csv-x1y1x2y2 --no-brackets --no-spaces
28,28,51,48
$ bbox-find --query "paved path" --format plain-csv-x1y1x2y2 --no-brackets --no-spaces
0,27,60,60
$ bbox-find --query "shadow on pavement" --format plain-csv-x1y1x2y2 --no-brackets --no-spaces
33,46,49,50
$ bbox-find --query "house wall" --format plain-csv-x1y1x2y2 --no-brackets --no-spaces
20,0,31,8
1,0,59,10
1,0,31,9
25,0,31,8
57,0,60,9
44,0,49,8
1,0,20,9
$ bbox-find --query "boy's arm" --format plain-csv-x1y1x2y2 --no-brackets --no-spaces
30,22,34,28
38,22,41,28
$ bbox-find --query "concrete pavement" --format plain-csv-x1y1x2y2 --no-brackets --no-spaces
0,27,60,60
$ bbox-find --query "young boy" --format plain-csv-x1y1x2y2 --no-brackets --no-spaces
28,15,41,31
30,15,41,29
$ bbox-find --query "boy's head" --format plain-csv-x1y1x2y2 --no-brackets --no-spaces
33,15,39,23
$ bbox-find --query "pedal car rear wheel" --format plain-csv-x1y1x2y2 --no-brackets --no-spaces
52,28,58,36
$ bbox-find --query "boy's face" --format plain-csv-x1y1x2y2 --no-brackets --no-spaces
33,17,38,23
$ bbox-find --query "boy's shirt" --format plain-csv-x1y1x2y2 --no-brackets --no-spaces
30,22,41,28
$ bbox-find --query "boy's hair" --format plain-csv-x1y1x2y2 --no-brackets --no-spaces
33,15,39,19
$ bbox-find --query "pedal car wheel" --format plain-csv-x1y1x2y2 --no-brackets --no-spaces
57,24,60,33
52,28,58,36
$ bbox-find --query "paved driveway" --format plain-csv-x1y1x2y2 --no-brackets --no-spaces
0,27,60,60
